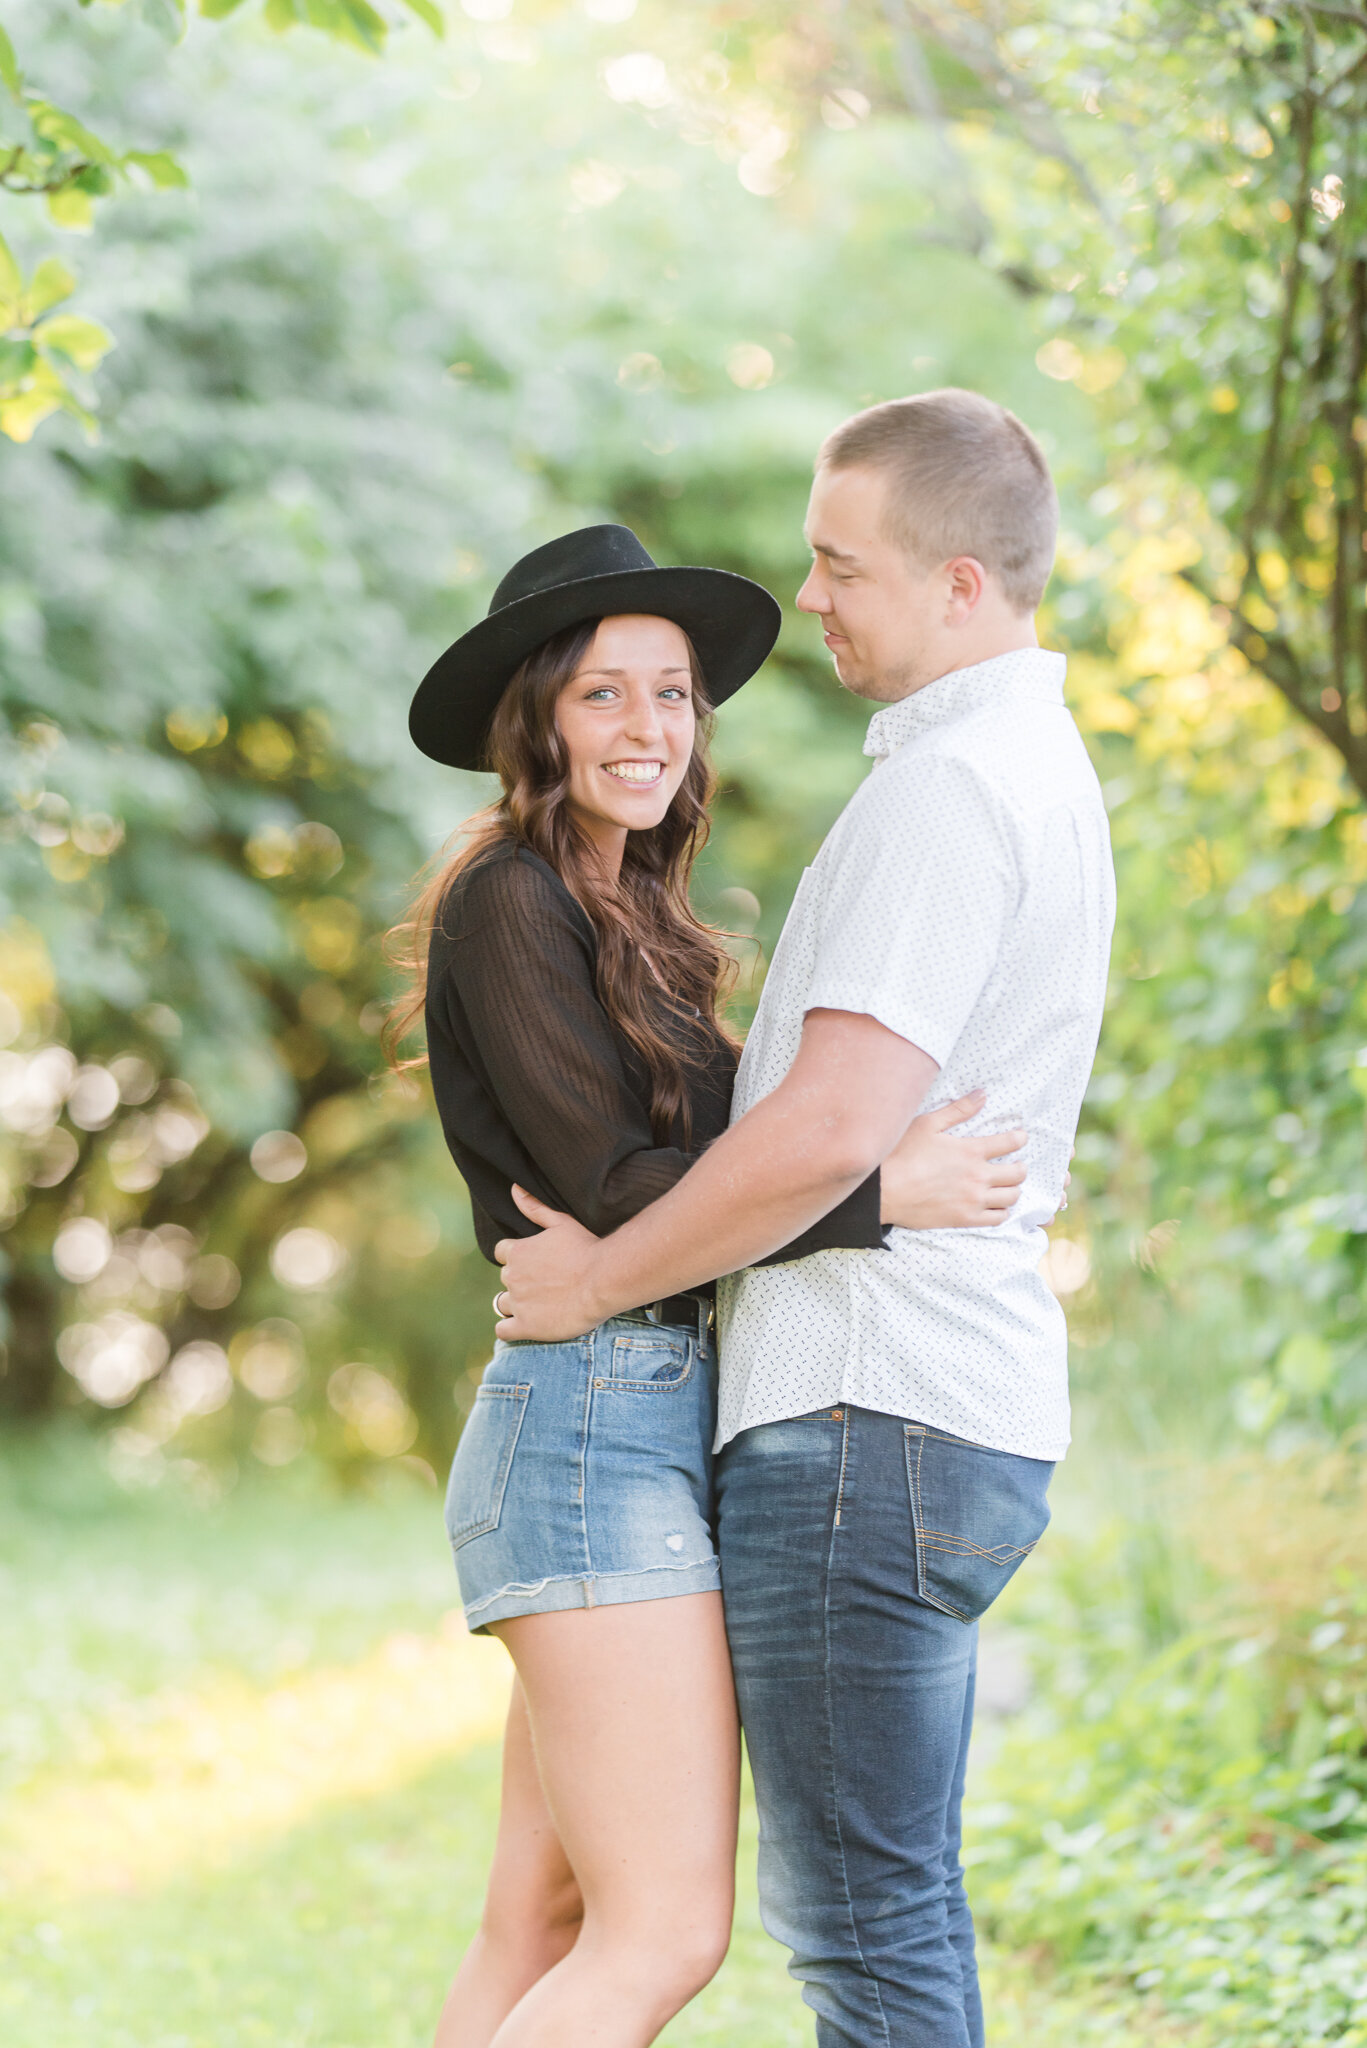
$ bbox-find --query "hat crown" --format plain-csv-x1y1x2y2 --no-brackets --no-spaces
490,525,658,615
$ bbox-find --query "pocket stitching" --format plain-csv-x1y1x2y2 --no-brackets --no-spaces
448,1383,530,1550
605,1337,695,1392
904,1424,1048,1621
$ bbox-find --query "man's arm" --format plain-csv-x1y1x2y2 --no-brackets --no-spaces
493,1008,937,1341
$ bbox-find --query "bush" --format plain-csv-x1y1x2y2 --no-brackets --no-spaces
970,1449,1367,2045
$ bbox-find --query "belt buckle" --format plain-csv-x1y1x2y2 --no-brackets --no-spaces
644,1301,666,1326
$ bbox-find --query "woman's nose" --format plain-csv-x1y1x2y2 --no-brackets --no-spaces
623,691,665,742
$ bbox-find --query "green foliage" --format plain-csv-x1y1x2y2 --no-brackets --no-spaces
971,1468,1367,2044
0,5,1080,1469
0,1436,1196,2045
0,0,440,439
827,2,1367,796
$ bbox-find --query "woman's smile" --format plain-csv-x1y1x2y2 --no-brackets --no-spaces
602,759,665,786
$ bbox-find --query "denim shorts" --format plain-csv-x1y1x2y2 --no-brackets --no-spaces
445,1314,720,1632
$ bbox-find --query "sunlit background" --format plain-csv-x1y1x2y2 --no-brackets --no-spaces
2,2,1365,2042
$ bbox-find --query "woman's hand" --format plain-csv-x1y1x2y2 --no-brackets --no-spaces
880,1092,1027,1230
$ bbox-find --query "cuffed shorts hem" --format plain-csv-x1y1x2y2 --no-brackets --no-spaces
464,1556,722,1634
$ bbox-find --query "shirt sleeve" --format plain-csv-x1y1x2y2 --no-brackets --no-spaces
435,854,696,1238
758,1170,886,1263
434,851,888,1263
804,754,1016,1066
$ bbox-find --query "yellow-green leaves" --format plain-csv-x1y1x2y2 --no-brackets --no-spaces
0,235,113,443
0,22,21,97
126,150,190,189
0,0,443,442
24,258,77,322
37,315,114,373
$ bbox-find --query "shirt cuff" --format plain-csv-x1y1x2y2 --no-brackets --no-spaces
754,1169,887,1267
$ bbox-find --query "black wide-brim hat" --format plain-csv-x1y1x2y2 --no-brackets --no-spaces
409,523,782,770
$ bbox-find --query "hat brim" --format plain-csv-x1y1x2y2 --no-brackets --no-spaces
409,564,782,770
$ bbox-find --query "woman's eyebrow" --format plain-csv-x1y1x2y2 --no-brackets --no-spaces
574,665,691,678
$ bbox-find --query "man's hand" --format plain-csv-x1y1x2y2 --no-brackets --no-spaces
493,1186,604,1342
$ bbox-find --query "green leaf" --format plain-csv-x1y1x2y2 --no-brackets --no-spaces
29,103,117,166
125,150,190,190
35,313,115,373
0,337,37,387
1274,1331,1333,1397
47,189,94,232
399,0,444,35
22,257,76,322
198,0,251,17
140,0,187,41
0,233,21,311
0,21,22,97
318,0,389,55
264,0,308,30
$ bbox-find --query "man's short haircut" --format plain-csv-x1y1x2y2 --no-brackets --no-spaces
818,388,1059,614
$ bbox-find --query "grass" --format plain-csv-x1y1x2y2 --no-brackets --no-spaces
0,1431,1184,2046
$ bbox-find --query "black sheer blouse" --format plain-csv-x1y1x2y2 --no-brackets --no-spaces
425,841,883,1277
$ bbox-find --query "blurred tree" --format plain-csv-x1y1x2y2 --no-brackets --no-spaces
778,1,1367,796
0,3,1073,1472
0,0,441,441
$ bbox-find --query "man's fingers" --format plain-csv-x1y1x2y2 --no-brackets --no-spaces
986,1160,1028,1188
927,1089,986,1132
510,1183,568,1228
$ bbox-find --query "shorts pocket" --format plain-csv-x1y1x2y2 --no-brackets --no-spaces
606,1334,694,1389
445,1384,530,1551
904,1423,1053,1623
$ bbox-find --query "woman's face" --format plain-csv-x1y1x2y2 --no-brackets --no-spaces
556,614,697,866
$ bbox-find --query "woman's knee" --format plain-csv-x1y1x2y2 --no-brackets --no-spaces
482,1865,584,1968
606,1904,732,2010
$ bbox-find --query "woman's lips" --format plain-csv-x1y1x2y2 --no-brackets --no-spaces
602,760,664,785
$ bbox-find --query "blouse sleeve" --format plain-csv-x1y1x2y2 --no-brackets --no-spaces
434,853,697,1238
435,850,887,1262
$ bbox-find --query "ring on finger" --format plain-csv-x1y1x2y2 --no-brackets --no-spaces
492,1289,507,1316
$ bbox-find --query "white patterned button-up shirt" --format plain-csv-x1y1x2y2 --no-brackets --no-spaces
715,647,1115,1461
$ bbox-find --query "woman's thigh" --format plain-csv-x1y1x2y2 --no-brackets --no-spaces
493,1590,739,1935
483,1678,581,1935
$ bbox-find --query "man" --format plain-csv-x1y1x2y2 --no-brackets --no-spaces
495,387,1116,2046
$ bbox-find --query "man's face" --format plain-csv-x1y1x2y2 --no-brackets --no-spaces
796,463,951,702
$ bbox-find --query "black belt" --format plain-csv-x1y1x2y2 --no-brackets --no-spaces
618,1293,713,1335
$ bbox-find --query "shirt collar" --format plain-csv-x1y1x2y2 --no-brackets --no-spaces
863,647,1067,761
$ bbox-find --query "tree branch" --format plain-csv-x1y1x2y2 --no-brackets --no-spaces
1300,2,1367,28
891,0,1114,223
878,0,994,257
1244,86,1317,547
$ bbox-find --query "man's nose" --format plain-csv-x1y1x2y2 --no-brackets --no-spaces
796,567,830,614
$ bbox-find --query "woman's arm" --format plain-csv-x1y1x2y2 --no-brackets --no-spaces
435,853,696,1238
878,1094,1027,1230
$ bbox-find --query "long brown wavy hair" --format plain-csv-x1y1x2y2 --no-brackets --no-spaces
384,617,738,1143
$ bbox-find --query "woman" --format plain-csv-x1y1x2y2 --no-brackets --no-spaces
390,525,1025,2048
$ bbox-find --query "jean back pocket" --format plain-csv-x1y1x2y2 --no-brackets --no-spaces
904,1423,1053,1623
445,1383,530,1550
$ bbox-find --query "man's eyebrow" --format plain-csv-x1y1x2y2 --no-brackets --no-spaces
804,535,862,565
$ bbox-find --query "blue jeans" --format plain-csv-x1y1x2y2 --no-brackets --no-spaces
716,1405,1054,2048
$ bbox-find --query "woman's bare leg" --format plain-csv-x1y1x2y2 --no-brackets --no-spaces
489,1589,739,2048
434,1678,583,2048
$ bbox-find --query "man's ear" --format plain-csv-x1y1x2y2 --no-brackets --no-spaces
943,555,987,621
